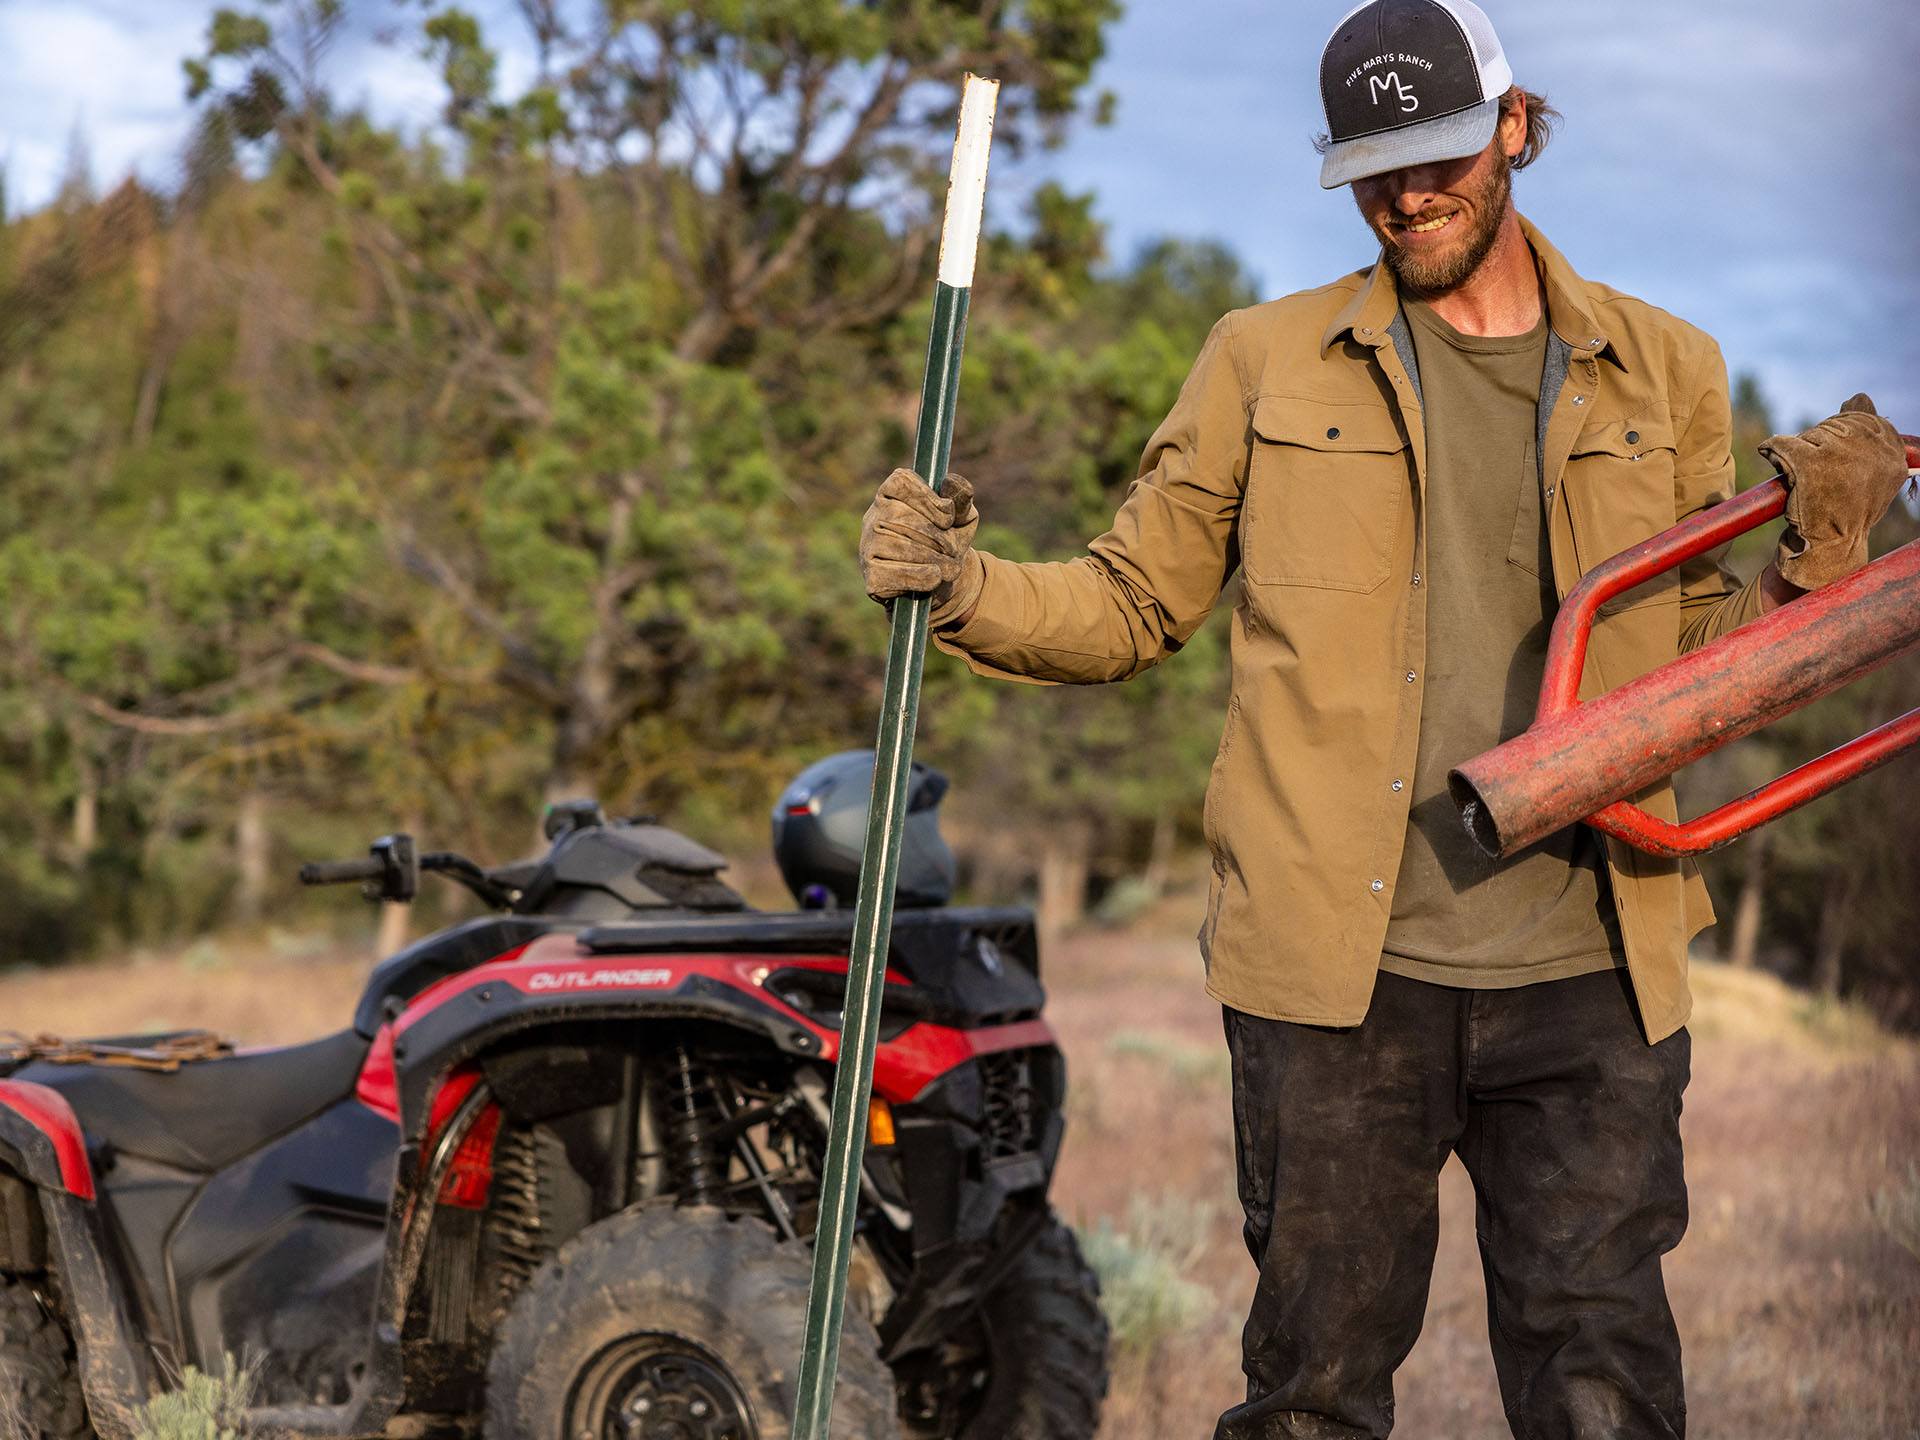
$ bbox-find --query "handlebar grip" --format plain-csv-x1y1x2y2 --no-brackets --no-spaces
299,857,387,886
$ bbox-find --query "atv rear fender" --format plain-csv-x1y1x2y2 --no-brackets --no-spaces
0,1081,92,1201
0,1085,155,1439
374,936,837,1142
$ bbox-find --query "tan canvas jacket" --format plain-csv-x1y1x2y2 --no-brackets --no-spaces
933,216,1766,1044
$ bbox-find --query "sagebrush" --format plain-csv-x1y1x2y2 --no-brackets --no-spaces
1077,1194,1221,1354
1869,1162,1920,1263
131,1356,257,1440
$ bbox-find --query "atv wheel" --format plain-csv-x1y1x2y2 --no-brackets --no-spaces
0,1274,93,1439
901,1216,1109,1440
486,1208,897,1439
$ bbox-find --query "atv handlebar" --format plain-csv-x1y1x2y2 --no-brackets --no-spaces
300,833,418,903
299,857,388,886
299,837,520,909
417,852,520,909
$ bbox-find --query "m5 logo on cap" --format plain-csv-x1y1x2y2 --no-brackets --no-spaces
1369,71,1420,113
1317,0,1514,188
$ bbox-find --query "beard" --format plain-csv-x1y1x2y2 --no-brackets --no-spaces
1378,151,1511,298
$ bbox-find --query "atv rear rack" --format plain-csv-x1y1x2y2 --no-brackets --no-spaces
579,906,1035,960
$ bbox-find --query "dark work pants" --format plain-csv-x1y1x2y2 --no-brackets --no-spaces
1215,968,1690,1440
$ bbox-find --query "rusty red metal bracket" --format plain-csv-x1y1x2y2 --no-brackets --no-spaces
1450,438,1920,860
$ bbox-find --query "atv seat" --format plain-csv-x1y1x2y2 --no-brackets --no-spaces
12,1028,372,1174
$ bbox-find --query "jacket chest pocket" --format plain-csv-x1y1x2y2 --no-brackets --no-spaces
1241,395,1410,592
1506,436,1548,579
1564,411,1682,613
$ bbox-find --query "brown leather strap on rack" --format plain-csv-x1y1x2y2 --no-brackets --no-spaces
0,1030,235,1072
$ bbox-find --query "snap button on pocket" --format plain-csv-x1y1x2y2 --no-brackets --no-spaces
1625,430,1640,444
1243,395,1407,592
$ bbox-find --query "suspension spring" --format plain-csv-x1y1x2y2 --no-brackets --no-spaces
487,1126,546,1305
667,1046,724,1207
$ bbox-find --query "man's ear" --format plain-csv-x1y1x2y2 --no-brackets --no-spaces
1498,92,1527,161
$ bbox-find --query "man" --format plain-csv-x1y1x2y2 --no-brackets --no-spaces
858,1,1911,1435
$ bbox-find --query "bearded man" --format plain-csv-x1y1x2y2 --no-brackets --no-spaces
857,2,1912,1435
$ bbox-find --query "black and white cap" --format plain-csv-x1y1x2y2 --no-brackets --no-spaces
1317,0,1513,189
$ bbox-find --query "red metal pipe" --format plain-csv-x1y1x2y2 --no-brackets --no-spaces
1581,706,1920,856
1451,437,1920,860
1536,478,1788,719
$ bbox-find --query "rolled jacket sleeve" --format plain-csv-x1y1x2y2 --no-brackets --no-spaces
932,314,1252,684
1673,338,1769,651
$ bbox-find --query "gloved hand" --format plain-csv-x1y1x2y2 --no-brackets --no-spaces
1760,393,1909,590
858,468,985,621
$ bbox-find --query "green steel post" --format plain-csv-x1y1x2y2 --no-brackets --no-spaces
790,74,999,1440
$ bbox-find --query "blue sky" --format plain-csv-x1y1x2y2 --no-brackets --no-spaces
3,0,1916,427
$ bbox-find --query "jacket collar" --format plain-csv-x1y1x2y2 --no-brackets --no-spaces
1320,213,1628,373
1320,259,1401,357
1522,215,1626,371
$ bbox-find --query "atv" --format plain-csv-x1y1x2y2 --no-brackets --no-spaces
0,754,1109,1439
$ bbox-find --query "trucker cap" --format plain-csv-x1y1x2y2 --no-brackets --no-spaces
1317,0,1514,189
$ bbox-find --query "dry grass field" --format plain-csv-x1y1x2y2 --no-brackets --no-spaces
1048,905,1920,1440
4,909,1917,1440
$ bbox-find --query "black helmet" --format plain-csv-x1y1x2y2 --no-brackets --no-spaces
772,751,955,909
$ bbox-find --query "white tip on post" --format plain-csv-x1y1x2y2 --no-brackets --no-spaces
937,74,999,289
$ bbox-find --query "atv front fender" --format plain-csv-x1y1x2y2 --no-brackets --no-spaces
0,1083,155,1439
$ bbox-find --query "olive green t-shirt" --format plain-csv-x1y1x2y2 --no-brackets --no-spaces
1379,299,1623,988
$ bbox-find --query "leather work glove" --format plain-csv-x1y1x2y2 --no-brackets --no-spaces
1760,393,1910,590
858,467,985,622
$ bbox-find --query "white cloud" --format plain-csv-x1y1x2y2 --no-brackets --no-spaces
0,0,1912,426
1014,0,1920,430
0,1,208,205
0,0,541,211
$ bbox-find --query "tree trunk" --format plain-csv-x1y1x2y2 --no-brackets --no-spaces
70,749,98,859
545,768,594,806
1725,832,1767,968
374,811,422,962
1812,871,1857,998
1036,820,1091,948
674,304,732,364
130,341,172,444
1141,811,1177,898
547,585,622,810
545,722,605,836
234,788,270,925
376,901,411,962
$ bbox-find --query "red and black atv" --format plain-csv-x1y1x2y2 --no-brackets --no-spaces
0,755,1108,1439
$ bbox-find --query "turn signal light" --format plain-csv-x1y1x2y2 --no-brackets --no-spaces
866,1097,896,1147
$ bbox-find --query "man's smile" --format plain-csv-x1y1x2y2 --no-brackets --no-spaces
1394,211,1460,238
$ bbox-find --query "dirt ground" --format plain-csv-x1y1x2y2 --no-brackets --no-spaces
4,915,1917,1440
1045,912,1920,1440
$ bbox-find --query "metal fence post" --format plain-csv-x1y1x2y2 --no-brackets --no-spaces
789,72,999,1440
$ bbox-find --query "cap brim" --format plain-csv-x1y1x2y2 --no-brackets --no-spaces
1318,96,1501,189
